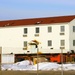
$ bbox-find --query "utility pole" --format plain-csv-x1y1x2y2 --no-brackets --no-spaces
29,40,40,75
36,45,39,75
60,47,64,75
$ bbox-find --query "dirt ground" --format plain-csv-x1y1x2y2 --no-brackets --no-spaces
0,71,75,75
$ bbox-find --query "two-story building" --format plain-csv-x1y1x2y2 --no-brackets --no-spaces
0,15,75,63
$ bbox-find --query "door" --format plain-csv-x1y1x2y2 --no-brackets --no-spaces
2,54,14,64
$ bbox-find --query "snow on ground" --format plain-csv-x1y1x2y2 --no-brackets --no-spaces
1,60,75,71
33,62,59,70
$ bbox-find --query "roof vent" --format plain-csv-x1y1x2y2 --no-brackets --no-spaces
35,21,42,24
5,23,10,26
4,22,14,27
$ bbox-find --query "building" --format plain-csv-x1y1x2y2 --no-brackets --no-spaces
0,15,75,63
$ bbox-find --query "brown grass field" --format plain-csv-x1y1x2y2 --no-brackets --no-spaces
0,70,75,75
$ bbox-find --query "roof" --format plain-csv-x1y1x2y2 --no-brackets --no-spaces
0,15,75,27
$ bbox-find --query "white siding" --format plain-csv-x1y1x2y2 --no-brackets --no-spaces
0,23,69,54
69,19,75,51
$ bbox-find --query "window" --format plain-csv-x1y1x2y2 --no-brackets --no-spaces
24,28,27,34
60,40,65,46
73,40,75,46
60,26,65,32
48,26,52,32
35,27,39,33
48,40,52,46
24,41,27,47
73,26,75,32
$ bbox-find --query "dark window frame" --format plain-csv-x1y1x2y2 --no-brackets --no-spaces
48,26,52,32
73,26,75,32
60,26,65,32
73,40,75,46
24,41,27,47
24,28,27,34
48,40,52,46
60,40,65,46
36,27,39,33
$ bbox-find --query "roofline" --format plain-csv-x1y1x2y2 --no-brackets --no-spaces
0,15,75,21
0,15,75,27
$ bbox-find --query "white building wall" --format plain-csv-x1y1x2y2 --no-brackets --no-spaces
0,27,25,54
69,19,75,51
0,23,69,54
37,23,69,53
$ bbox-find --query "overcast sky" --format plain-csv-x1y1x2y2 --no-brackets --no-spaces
0,0,75,20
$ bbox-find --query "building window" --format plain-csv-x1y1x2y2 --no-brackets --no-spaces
48,40,52,46
60,40,65,46
24,41,27,47
60,26,65,32
48,26,52,32
73,40,75,46
73,26,75,32
35,27,39,33
24,28,27,34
